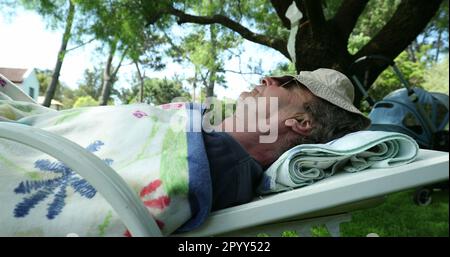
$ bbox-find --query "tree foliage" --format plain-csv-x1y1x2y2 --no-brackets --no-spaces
76,68,103,100
423,55,449,94
74,0,169,105
18,0,170,106
165,0,244,97
367,51,427,102
19,0,71,29
142,78,191,105
73,95,99,107
8,0,448,110
345,0,448,110
35,69,76,109
145,0,445,106
116,76,191,105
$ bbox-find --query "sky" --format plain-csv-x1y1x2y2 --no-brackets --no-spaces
0,7,289,101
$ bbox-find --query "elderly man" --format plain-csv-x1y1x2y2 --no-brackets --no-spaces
0,68,370,235
203,68,371,211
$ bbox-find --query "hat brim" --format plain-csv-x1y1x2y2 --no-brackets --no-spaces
273,75,370,123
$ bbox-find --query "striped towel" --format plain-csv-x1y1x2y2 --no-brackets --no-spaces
258,130,419,194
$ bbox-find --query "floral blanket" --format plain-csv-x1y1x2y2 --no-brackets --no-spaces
0,100,211,236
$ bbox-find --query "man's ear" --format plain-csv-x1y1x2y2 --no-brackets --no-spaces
284,114,312,136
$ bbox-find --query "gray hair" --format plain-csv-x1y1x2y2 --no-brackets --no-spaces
287,97,371,148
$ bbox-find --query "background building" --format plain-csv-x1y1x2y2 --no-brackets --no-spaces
0,67,39,101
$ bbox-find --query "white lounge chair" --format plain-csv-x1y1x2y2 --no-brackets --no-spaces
0,74,448,237
182,149,448,237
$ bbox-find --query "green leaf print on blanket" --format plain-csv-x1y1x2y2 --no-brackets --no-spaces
54,109,84,125
0,103,19,120
160,128,189,196
0,100,53,121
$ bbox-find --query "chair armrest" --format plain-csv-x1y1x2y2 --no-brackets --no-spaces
0,122,161,237
0,74,37,103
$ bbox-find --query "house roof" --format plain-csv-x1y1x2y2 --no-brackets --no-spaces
0,67,28,83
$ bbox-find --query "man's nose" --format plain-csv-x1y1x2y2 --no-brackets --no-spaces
261,77,279,87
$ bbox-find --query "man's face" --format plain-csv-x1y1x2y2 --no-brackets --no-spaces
237,76,315,126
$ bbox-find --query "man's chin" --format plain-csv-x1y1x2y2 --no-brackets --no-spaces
238,91,256,101
238,93,246,101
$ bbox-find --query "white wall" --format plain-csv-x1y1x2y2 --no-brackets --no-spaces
21,68,40,101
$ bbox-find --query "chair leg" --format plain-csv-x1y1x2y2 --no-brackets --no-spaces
218,213,352,237
324,214,352,237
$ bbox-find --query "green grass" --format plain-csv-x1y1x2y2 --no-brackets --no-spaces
341,189,449,237
276,189,449,237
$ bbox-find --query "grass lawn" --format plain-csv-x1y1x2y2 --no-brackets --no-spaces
340,189,449,237
278,188,449,237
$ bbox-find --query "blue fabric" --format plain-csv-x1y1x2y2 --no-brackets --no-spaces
175,103,264,231
202,131,264,211
176,103,212,232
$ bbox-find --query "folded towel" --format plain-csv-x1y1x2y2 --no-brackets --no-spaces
258,131,419,194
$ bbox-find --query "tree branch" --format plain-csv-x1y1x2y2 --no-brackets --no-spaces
356,0,443,60
66,38,96,52
112,47,129,78
167,6,290,59
219,68,264,76
352,0,443,92
333,0,370,41
269,0,294,29
303,0,326,36
134,61,144,103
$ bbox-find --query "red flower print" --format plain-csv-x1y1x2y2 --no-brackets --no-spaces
123,219,165,237
140,179,171,210
123,179,171,236
140,179,162,197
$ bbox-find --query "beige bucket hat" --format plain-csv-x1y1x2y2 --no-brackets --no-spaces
292,68,370,124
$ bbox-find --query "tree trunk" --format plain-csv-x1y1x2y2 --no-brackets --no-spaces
407,41,418,62
294,21,352,73
134,61,145,103
294,0,443,107
99,44,116,106
99,43,128,106
206,81,214,97
206,24,217,98
434,31,442,63
43,0,75,107
192,71,198,102
351,0,443,105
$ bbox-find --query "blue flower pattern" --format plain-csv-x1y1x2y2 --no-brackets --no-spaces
13,140,113,219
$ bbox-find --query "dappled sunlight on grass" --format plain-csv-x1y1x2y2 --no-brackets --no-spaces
341,189,449,237
274,189,448,237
